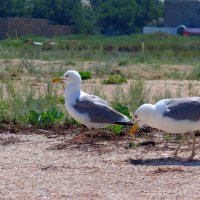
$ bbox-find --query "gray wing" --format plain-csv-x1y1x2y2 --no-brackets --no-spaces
162,97,200,121
72,95,129,124
89,94,111,106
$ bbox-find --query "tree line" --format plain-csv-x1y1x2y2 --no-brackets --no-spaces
0,0,163,35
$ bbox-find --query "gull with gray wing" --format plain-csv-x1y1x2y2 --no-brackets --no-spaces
52,70,133,129
130,97,200,161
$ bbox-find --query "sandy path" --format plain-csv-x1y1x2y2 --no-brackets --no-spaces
1,131,200,199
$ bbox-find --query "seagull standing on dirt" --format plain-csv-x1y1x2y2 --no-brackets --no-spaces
130,97,200,161
52,70,133,129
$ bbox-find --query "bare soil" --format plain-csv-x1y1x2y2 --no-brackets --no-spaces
1,128,200,200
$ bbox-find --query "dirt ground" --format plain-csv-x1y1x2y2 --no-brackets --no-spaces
1,128,200,200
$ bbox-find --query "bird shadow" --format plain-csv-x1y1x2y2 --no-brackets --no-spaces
128,157,200,167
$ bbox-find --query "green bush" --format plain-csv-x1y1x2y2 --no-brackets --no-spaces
109,102,131,135
103,74,127,84
29,107,64,128
79,71,92,80
112,102,131,119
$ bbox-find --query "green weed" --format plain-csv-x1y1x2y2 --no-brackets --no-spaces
109,102,131,135
103,74,127,84
127,79,148,112
29,107,64,128
79,71,92,80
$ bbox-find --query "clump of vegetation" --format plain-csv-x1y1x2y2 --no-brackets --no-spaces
153,84,172,103
103,74,127,84
127,78,148,112
111,102,131,119
189,65,200,80
128,141,139,148
93,63,113,77
0,79,64,126
109,124,123,135
109,102,131,135
29,107,64,128
79,71,92,80
118,59,130,66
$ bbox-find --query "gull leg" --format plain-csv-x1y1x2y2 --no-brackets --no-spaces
174,133,185,157
186,132,196,161
89,128,95,142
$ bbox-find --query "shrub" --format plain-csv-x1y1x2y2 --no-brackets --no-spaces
109,102,131,135
29,107,64,128
111,102,131,119
79,71,92,80
103,74,127,84
127,79,148,112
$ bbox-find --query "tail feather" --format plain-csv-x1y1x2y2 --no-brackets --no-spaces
115,121,133,126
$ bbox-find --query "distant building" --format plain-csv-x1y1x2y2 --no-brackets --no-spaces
164,0,200,27
0,18,74,39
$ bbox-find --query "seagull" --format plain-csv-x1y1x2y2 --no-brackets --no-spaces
52,70,133,130
130,97,200,161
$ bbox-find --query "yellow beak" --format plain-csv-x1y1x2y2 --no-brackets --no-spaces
130,122,139,135
52,77,64,83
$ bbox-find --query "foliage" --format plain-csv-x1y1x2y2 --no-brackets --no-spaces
0,79,63,126
134,0,164,30
0,0,164,35
103,74,127,84
79,71,92,80
29,107,64,127
111,102,131,119
93,0,137,35
128,141,139,148
3,33,200,66
109,102,131,135
109,124,123,135
127,79,148,112
72,0,98,34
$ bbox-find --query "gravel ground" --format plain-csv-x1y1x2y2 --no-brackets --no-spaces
1,130,200,200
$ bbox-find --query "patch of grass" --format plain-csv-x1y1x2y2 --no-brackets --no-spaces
1,33,200,66
93,63,113,77
0,79,64,126
21,59,39,74
79,71,92,80
109,102,131,135
109,124,123,135
189,65,200,80
163,133,173,142
153,84,172,103
111,85,125,104
103,74,127,84
127,78,148,112
118,59,130,66
128,141,139,148
111,102,131,119
165,70,186,80
29,107,64,128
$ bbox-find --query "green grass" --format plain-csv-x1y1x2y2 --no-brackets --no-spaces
103,74,127,85
79,71,92,80
1,33,200,66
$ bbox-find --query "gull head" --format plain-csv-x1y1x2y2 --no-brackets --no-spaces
130,104,154,135
52,70,82,85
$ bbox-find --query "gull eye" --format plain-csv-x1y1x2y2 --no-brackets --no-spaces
135,115,138,119
65,75,69,77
